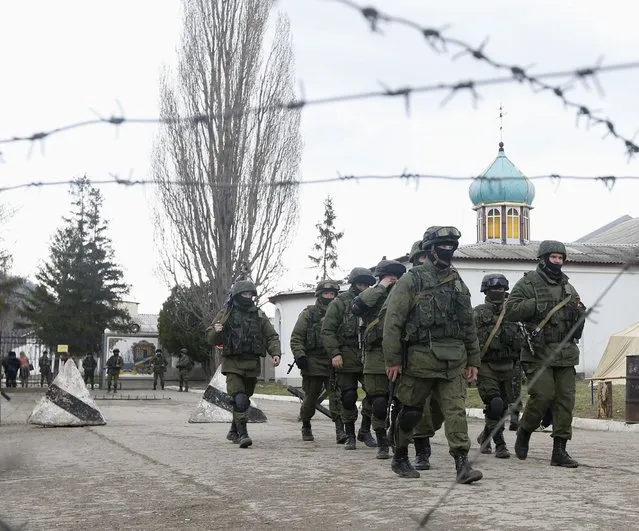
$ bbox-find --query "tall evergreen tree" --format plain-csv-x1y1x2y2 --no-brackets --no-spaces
19,176,132,356
308,196,344,281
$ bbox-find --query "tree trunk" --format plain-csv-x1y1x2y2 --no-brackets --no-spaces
597,381,613,419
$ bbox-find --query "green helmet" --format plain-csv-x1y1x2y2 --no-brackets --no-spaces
374,259,406,279
480,273,509,293
537,240,566,258
315,279,340,297
409,240,425,264
230,279,258,297
180,348,188,354
421,226,461,251
347,267,376,286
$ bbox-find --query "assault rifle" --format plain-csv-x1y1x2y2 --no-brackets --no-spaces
517,322,537,357
358,317,366,364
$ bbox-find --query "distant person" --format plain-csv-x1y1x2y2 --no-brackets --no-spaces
106,349,124,393
82,353,98,389
152,349,167,390
19,352,33,388
2,351,20,387
176,348,194,392
39,351,53,387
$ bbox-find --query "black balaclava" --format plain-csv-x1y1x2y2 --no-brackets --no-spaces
540,254,564,281
428,243,456,269
317,293,333,307
233,294,255,310
486,290,506,304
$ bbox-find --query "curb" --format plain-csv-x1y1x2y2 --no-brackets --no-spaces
174,387,639,433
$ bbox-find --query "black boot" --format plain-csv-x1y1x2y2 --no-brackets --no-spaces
153,385,157,390
334,418,348,444
375,429,390,459
515,427,532,460
391,446,420,478
226,421,239,443
357,415,378,448
551,437,578,468
344,422,356,450
453,454,483,484
477,426,493,454
302,420,314,441
509,410,520,431
414,437,431,470
493,428,511,459
236,419,252,449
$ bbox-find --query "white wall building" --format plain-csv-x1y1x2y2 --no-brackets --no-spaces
269,142,639,384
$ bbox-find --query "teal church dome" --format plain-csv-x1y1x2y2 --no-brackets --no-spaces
469,142,535,207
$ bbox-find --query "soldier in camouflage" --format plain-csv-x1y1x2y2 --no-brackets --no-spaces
106,349,124,393
505,240,586,468
176,348,194,392
321,267,377,450
152,349,168,390
38,351,52,387
474,273,521,459
352,258,406,459
290,279,346,443
82,353,98,389
206,279,281,448
383,226,482,483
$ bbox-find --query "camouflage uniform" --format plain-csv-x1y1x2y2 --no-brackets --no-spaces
106,350,124,393
474,273,521,459
206,279,281,448
82,354,98,389
352,259,406,459
152,350,168,390
383,226,482,483
176,349,194,392
321,267,376,450
38,353,52,387
505,240,585,468
290,279,345,443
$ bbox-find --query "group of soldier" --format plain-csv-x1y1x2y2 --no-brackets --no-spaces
206,225,587,484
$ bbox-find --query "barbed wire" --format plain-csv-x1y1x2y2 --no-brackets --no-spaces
1,60,639,159
414,262,631,529
330,0,639,160
1,171,638,194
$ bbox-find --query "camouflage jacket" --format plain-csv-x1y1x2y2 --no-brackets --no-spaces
290,298,331,377
473,298,521,366
82,356,97,371
352,284,391,375
320,287,362,373
106,354,123,375
152,354,168,372
382,262,480,379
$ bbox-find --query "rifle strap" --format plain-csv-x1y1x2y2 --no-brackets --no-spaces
534,295,572,335
480,303,507,358
413,273,458,303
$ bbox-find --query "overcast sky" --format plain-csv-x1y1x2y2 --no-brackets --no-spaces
1,0,638,315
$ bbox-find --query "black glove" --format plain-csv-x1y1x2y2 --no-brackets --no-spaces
296,356,309,371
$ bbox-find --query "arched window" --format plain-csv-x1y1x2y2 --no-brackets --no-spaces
487,208,501,240
507,208,520,239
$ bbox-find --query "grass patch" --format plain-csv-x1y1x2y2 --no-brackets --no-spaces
254,380,291,396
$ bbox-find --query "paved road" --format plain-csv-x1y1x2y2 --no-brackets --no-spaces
1,389,638,530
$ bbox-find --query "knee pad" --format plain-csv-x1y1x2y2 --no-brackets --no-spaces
398,406,423,431
341,389,358,410
371,395,388,420
485,395,504,421
232,392,250,413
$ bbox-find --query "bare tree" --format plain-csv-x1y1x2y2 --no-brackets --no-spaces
152,0,302,351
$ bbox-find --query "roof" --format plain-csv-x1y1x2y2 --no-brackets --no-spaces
468,142,536,207
133,313,159,333
575,216,639,245
452,241,638,265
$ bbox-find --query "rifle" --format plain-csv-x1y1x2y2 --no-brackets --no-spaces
286,359,297,375
517,322,536,357
385,378,396,431
358,317,366,364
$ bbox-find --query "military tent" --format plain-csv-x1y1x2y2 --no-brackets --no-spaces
592,321,639,381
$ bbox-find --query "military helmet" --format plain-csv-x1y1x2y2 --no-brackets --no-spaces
347,267,376,286
113,348,120,354
374,259,406,279
537,240,566,258
230,279,258,297
421,226,461,251
409,240,425,263
480,273,509,293
180,348,188,354
315,279,340,297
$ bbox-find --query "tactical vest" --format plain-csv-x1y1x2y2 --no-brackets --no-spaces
363,294,389,348
336,290,359,347
305,303,326,352
152,356,166,370
524,271,582,344
406,266,474,344
475,303,521,361
222,307,265,356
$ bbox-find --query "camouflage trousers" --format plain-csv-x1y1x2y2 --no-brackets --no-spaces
395,373,470,455
178,369,190,390
335,372,373,424
477,363,514,431
412,393,444,440
153,371,165,389
520,364,576,440
301,375,341,422
40,370,52,387
511,360,523,414
226,373,257,423
107,372,120,391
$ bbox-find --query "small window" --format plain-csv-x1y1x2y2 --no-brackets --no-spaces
487,208,501,240
507,208,520,239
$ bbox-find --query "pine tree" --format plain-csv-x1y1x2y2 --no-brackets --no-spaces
308,196,344,281
19,176,132,356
